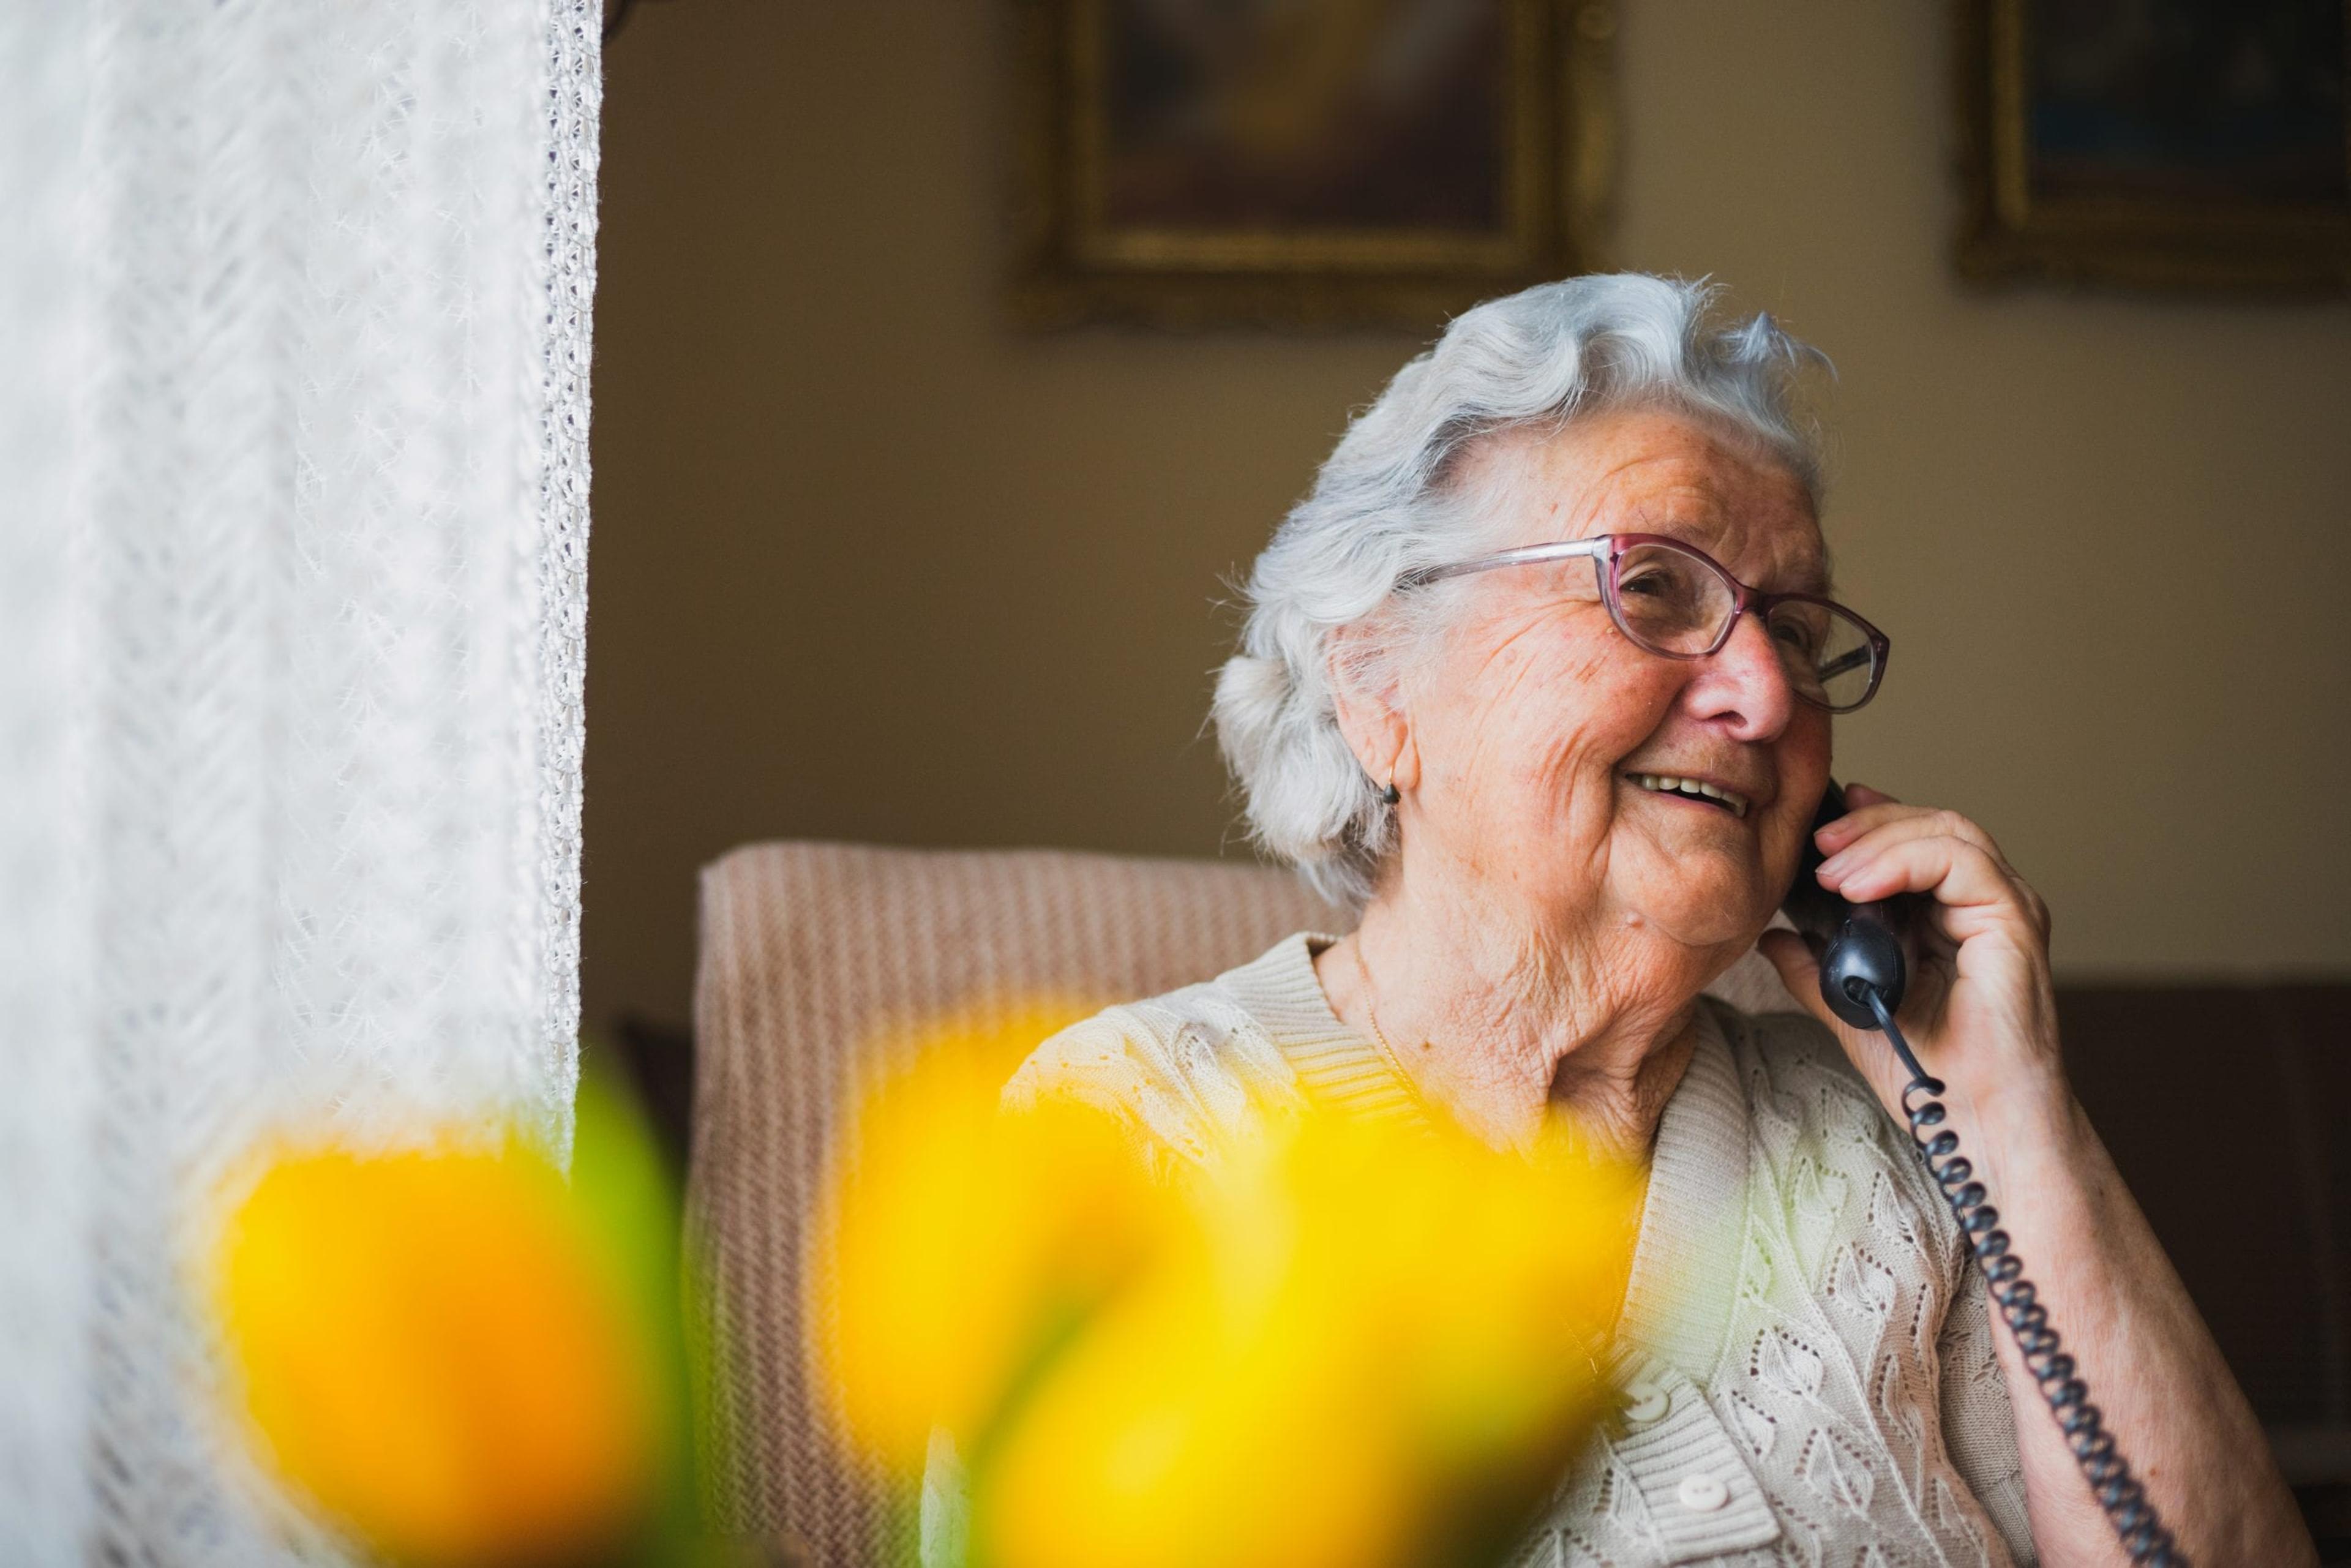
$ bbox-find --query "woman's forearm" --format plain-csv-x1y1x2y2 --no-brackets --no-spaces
1966,1084,2312,1566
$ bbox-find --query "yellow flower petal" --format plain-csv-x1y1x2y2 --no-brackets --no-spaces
212,1142,660,1566
807,998,1649,1568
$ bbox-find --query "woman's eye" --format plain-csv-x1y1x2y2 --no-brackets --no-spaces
1771,620,1818,653
1620,570,1670,598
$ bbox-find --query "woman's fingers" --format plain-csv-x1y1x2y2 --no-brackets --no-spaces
1755,928,1848,1040
1818,803,2047,941
1818,785,2013,871
1817,831,2047,943
1755,928,1830,1024
1758,931,1824,1020
1824,830,2001,904
1810,781,1897,850
1818,806,2020,882
1812,801,1914,853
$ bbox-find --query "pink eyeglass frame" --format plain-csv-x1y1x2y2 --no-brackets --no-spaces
1396,531,1891,713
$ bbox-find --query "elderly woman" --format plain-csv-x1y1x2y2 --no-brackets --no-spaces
958,276,2311,1567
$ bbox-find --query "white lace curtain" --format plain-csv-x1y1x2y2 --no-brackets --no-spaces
0,2,599,1560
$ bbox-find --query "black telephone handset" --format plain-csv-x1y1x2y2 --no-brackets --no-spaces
1782,782,2183,1567
1780,779,1919,1032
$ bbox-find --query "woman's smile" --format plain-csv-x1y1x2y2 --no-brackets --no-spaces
1621,770,1755,820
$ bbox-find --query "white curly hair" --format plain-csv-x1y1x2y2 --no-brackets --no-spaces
1210,273,1831,910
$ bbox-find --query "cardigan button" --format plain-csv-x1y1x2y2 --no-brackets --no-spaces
1676,1473,1729,1513
1621,1381,1670,1424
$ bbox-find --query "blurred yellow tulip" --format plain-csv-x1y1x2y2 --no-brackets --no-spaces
809,1000,1646,1568
808,997,1161,1469
978,1114,1640,1568
212,1136,662,1567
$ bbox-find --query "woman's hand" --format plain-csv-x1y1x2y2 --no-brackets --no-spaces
1760,785,2319,1566
1756,783,2068,1130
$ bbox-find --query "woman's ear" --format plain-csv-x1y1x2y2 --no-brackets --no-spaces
1326,618,1413,795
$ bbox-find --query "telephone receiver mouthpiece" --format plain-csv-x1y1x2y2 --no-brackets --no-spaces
1783,780,1913,1033
1819,903,1907,1030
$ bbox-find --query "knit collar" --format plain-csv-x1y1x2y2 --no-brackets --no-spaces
1618,997,1750,1379
1215,930,1753,1379
1215,930,1426,1125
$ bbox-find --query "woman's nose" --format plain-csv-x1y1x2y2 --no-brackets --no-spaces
1684,610,1797,739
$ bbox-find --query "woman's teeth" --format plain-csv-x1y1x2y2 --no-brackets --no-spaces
1629,773,1750,819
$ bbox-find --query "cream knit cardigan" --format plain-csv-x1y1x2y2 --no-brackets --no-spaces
930,932,2040,1568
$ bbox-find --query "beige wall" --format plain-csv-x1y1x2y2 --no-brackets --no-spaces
585,0,2351,1031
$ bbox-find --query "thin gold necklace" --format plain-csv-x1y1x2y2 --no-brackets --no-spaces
1348,937,1428,1107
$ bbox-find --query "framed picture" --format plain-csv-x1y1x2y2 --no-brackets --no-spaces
1957,0,2351,291
1010,0,1618,328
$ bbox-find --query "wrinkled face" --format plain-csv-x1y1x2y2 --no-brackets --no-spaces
1387,408,1834,957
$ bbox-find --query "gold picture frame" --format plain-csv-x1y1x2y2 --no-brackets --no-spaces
1010,0,1619,329
1957,0,2351,292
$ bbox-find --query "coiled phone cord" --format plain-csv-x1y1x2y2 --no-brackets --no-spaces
1861,985,2186,1567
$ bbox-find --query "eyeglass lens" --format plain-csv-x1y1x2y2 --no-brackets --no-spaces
1606,540,1877,711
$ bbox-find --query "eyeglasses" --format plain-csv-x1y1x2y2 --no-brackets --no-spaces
1397,533,1890,713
